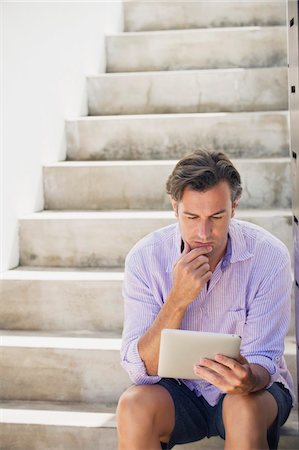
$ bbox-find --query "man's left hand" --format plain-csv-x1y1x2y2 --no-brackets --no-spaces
193,354,259,395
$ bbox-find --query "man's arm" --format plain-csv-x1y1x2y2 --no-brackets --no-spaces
138,242,212,375
194,244,292,395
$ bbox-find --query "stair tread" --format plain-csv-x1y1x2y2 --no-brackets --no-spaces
1,401,297,435
0,330,295,350
66,110,289,123
87,66,286,78
1,400,116,428
0,330,122,349
45,157,290,168
107,25,286,37
20,209,292,220
1,266,124,280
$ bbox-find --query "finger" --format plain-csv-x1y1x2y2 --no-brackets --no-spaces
188,257,210,272
214,354,247,377
183,246,212,263
182,241,191,255
197,358,231,378
195,359,247,391
193,365,227,387
199,269,213,284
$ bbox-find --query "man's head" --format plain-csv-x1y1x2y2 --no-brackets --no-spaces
166,150,242,204
166,150,242,268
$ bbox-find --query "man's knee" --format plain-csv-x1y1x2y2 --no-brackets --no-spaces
116,384,175,439
117,386,151,425
223,391,278,430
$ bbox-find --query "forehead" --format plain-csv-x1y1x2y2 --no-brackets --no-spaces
178,182,232,212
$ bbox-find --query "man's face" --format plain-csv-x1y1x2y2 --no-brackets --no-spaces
171,181,238,266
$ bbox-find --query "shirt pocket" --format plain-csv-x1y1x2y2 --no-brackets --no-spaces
223,308,247,337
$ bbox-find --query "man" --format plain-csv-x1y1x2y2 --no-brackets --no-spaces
117,150,294,450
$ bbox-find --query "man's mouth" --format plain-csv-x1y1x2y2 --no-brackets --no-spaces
194,242,213,248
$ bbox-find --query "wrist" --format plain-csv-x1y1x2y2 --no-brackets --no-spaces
249,364,270,392
166,290,189,313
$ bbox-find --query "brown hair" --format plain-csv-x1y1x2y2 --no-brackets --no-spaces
166,150,242,202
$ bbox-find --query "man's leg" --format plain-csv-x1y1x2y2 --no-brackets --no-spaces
117,384,175,450
222,390,278,450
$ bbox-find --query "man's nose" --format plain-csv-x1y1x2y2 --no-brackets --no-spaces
198,220,212,240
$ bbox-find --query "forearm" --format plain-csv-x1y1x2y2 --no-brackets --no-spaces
138,292,187,376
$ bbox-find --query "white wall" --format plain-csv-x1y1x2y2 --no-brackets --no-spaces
0,1,123,271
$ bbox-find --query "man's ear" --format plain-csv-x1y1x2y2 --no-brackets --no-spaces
231,199,239,217
171,198,178,217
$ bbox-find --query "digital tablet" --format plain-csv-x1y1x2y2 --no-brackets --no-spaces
158,329,241,380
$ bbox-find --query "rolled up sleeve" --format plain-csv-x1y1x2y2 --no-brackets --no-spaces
120,250,162,385
241,249,292,388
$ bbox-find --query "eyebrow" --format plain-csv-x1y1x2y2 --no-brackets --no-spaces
183,209,227,217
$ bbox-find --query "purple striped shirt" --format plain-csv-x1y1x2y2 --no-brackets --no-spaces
121,219,294,406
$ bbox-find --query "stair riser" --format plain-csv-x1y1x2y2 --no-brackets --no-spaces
1,425,298,450
0,349,295,404
0,279,296,337
87,68,288,116
0,279,124,332
65,113,289,161
43,160,291,210
124,1,286,32
0,347,130,403
106,27,287,73
19,214,292,267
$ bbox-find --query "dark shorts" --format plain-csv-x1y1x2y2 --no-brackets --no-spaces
158,379,292,450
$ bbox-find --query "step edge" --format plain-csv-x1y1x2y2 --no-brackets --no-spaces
86,66,287,78
106,25,287,38
19,209,293,221
65,110,289,122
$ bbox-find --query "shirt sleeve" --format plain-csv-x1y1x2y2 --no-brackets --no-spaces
241,246,292,388
120,249,162,385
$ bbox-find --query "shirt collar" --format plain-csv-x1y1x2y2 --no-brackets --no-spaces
229,218,254,263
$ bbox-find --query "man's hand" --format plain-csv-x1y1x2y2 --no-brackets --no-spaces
168,242,212,309
193,354,269,395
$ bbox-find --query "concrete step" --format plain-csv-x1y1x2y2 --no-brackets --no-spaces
43,158,291,211
106,26,287,73
124,1,286,32
0,403,297,450
0,268,124,333
0,331,130,404
65,111,289,161
87,67,288,116
0,267,296,338
19,210,292,268
0,331,296,405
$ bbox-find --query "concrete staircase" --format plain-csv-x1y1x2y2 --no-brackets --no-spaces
1,1,298,448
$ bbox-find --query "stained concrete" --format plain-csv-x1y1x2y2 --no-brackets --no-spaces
19,210,292,268
87,67,288,116
124,1,286,32
43,159,291,210
107,27,287,72
65,112,289,161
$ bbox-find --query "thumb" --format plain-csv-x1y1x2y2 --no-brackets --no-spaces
182,241,191,255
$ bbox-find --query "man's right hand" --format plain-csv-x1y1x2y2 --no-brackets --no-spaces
168,242,212,308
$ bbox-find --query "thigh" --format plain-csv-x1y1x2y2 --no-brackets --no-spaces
216,383,292,450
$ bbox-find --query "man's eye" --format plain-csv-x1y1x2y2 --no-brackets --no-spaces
187,216,197,220
213,216,223,220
